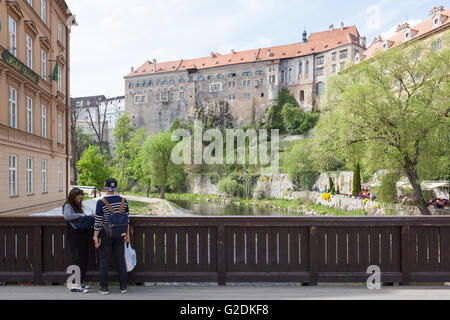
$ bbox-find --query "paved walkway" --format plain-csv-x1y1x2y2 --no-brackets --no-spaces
1,285,449,300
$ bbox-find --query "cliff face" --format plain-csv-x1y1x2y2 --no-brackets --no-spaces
185,99,235,130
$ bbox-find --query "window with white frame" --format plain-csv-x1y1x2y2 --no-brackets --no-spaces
41,50,47,80
57,20,63,43
26,97,33,133
9,155,17,196
26,34,33,69
210,83,221,92
57,114,63,144
41,160,47,193
316,56,324,65
340,49,348,59
8,16,17,56
41,0,47,23
57,66,62,92
9,86,17,128
41,106,47,138
316,67,324,76
58,162,63,192
26,158,33,195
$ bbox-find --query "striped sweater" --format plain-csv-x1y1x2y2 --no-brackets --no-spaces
94,195,130,231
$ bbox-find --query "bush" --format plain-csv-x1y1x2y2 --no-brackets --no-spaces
218,176,244,197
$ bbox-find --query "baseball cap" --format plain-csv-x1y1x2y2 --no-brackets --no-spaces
104,178,118,192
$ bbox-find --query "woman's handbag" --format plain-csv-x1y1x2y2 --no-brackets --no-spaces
71,215,95,230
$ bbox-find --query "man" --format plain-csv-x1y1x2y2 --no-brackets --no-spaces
93,178,130,294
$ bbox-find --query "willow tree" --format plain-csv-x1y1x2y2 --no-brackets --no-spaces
315,36,449,215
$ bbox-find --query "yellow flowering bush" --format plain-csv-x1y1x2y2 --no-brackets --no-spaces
322,193,331,201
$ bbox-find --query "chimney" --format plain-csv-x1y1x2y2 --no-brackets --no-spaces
396,22,410,33
302,29,307,45
152,59,157,72
329,24,334,31
231,49,235,54
253,52,258,61
429,6,445,16
372,35,382,45
340,22,344,30
210,52,215,58
359,36,366,48
130,66,134,73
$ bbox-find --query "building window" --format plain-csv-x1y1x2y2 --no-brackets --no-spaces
299,90,305,102
242,70,251,77
305,60,309,73
41,160,47,193
228,81,236,88
228,94,236,100
217,73,223,79
161,93,168,100
207,74,213,80
41,106,47,138
332,52,336,61
255,69,264,75
242,80,251,87
9,86,18,128
170,92,175,99
210,83,221,92
57,20,63,43
281,70,285,83
8,16,17,56
41,50,47,80
179,78,185,83
316,81,325,96
179,92,185,99
340,49,348,59
58,162,63,192
228,72,236,78
243,93,251,99
26,158,33,195
269,75,276,83
299,62,303,74
57,66,62,92
316,67,324,76
57,114,63,144
156,94,161,101
316,56,324,65
436,38,442,50
288,68,293,83
9,155,18,196
26,34,33,69
332,64,336,73
26,97,33,134
41,0,47,23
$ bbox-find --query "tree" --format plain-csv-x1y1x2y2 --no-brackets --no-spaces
315,36,450,215
352,162,362,196
85,97,109,155
265,88,298,131
71,127,94,183
113,113,135,192
281,103,319,135
76,145,111,196
140,132,185,199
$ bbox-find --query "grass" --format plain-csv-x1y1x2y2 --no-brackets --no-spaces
127,200,154,215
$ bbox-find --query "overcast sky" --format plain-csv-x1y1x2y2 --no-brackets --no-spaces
66,0,443,98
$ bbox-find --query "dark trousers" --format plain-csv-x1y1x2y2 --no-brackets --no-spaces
98,232,128,289
66,224,89,284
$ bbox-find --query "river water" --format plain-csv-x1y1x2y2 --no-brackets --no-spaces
170,199,289,216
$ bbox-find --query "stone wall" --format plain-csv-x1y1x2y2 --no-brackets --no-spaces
187,175,221,195
253,174,294,199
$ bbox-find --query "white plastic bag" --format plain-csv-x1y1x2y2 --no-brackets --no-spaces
124,242,136,272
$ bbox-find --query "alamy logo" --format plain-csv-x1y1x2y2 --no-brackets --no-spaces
366,265,381,290
66,265,81,289
171,121,279,169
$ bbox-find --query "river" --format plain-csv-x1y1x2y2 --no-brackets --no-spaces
170,199,290,216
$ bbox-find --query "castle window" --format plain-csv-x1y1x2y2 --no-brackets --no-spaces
255,69,264,75
288,68,293,83
242,70,252,77
316,81,325,96
179,78,185,83
217,73,223,79
339,49,348,58
299,62,303,74
299,90,304,101
316,67,324,76
228,72,236,78
332,52,336,61
316,56,324,65
281,70,285,83
207,74,213,80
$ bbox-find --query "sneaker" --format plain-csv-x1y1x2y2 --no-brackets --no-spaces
120,288,128,294
71,285,88,293
98,288,110,295
81,284,90,290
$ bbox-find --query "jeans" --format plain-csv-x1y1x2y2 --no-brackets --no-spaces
66,224,89,284
98,231,128,290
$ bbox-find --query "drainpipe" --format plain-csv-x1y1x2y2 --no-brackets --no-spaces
65,24,70,197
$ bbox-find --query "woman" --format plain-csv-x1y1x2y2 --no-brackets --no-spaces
63,188,94,293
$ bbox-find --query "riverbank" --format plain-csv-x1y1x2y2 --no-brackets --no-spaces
127,193,362,216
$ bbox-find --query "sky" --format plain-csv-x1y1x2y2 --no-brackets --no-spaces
66,0,446,98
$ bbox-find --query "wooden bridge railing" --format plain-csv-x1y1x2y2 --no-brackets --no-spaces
1,216,450,285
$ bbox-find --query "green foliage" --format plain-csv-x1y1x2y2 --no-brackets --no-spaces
374,171,401,205
140,132,185,198
352,162,362,196
281,103,319,135
315,35,450,215
76,145,112,193
218,176,244,197
265,88,298,131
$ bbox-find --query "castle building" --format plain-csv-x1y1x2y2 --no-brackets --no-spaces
124,24,366,135
0,0,76,214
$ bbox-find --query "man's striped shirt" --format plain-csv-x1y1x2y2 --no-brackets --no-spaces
94,195,130,231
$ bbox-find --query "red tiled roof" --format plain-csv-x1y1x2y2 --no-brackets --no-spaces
125,26,363,78
362,7,450,60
